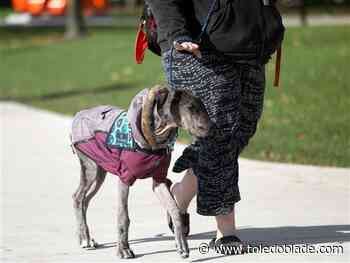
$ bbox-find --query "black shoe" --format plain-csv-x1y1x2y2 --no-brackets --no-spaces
209,235,247,255
172,144,199,173
165,179,190,236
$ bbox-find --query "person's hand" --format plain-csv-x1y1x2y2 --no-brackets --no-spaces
174,41,202,58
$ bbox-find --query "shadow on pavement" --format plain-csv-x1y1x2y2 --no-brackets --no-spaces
95,224,350,258
191,225,350,262
190,225,350,245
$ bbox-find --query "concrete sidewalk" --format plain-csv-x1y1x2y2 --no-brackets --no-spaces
1,102,349,262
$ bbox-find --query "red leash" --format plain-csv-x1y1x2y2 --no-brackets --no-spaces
134,21,148,64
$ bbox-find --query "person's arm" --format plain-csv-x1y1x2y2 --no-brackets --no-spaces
147,0,201,57
146,0,193,46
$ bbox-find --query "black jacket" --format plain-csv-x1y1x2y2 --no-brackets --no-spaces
147,0,270,61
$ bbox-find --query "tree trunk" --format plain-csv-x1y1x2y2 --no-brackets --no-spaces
300,0,307,26
65,0,87,39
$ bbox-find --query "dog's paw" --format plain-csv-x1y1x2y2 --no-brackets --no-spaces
177,247,189,258
80,240,89,248
116,245,135,259
175,237,190,258
80,239,98,250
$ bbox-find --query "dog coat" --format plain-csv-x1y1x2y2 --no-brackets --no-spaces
71,89,173,186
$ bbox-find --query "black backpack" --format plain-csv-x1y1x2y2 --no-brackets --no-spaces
260,0,285,63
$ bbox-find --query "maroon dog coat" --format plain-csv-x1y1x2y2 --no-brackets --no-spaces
71,89,173,186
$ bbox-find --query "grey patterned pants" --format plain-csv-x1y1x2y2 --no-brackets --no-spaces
162,50,266,216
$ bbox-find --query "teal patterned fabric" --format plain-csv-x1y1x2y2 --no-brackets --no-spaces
107,110,177,151
107,111,135,150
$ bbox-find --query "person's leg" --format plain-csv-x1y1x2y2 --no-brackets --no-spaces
211,64,266,236
172,173,238,237
162,50,241,239
170,169,197,213
215,207,236,240
236,64,266,155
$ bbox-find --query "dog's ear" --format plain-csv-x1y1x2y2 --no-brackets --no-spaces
155,88,169,110
153,88,179,137
168,89,186,126
153,86,170,128
169,89,207,127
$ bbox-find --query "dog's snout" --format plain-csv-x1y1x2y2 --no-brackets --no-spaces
201,116,211,129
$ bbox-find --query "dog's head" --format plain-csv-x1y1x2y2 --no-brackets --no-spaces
142,85,210,149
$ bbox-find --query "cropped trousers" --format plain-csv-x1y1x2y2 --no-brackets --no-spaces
162,50,266,216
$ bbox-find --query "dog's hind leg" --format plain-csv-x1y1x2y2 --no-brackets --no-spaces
73,151,106,249
153,181,189,258
115,176,135,258
84,170,106,210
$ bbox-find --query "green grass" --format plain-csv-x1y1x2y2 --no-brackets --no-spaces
0,26,349,167
0,8,12,19
0,27,164,112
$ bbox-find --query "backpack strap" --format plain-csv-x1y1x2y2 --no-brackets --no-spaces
273,46,282,87
262,0,283,88
196,0,218,43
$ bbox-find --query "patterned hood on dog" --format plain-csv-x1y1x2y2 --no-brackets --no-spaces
127,88,150,149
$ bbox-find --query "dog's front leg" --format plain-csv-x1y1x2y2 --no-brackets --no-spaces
153,181,189,258
115,177,135,259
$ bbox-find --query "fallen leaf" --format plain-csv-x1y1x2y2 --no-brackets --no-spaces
297,132,305,140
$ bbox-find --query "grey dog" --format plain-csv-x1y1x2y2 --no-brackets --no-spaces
70,85,210,259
